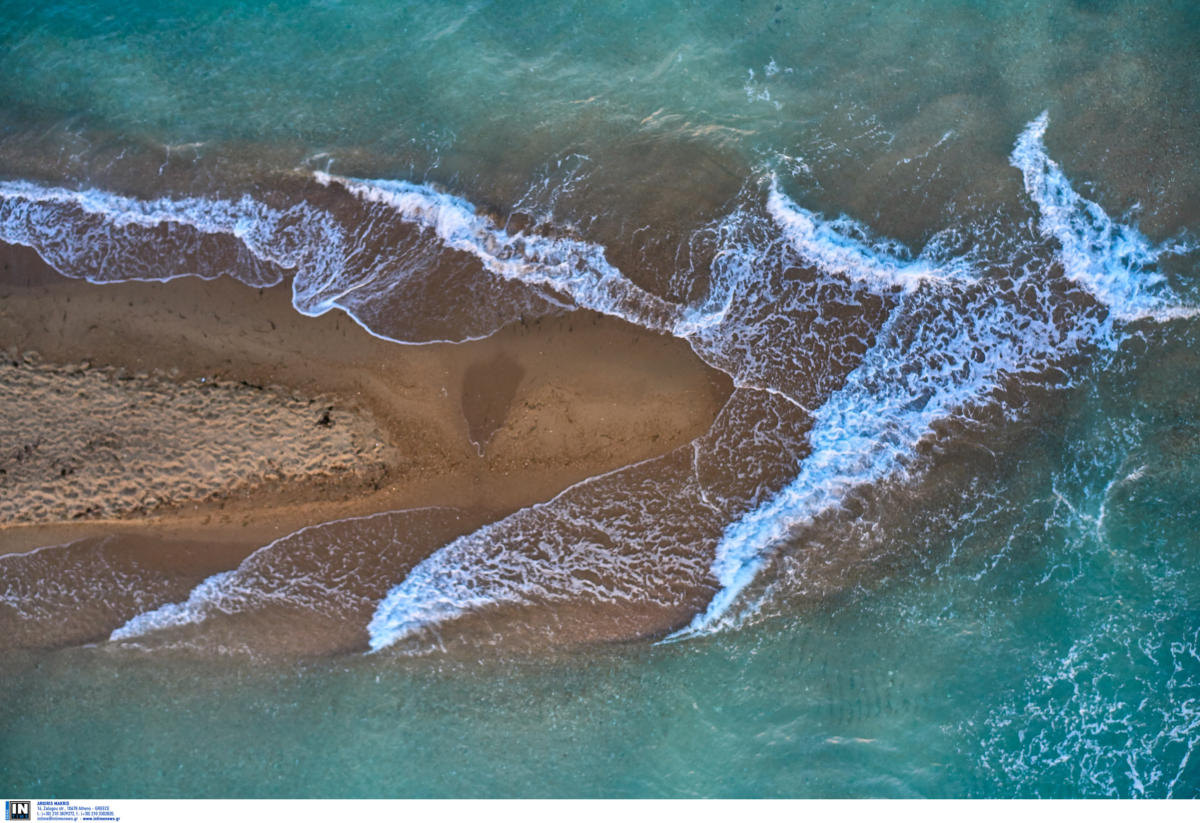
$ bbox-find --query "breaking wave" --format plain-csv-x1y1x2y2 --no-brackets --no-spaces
2,114,1195,653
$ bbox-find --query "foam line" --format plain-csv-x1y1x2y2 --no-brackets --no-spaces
8,118,1196,649
314,172,686,334
670,114,1200,639
109,571,238,641
0,176,573,345
109,508,463,644
1011,112,1198,323
765,177,973,292
0,179,319,289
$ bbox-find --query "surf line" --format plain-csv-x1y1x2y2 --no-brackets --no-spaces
359,184,984,650
4,114,1193,648
664,112,1199,641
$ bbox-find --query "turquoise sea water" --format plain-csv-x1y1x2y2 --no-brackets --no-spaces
2,0,1199,797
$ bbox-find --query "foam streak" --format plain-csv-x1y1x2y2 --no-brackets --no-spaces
1011,112,1198,323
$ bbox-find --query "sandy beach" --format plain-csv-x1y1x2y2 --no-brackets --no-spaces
0,242,731,564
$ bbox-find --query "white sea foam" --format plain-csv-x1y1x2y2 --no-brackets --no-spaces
668,114,1200,639
314,172,684,334
1,536,141,623
365,190,994,650
669,278,1095,638
979,486,1200,797
109,508,464,646
364,177,995,649
365,389,816,652
365,176,1003,650
0,176,560,343
110,571,239,641
1011,112,1198,323
765,177,973,292
0,179,320,288
10,114,1197,651
365,447,730,651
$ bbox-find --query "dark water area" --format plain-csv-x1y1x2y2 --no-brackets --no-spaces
1,0,1199,797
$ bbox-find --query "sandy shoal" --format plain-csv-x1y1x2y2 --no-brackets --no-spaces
0,243,731,560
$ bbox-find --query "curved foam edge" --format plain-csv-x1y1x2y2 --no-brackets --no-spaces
364,536,499,653
109,570,238,641
364,447,695,651
6,121,1196,650
765,176,974,292
314,171,686,334
669,114,1200,640
1010,111,1198,324
0,179,319,287
109,508,456,643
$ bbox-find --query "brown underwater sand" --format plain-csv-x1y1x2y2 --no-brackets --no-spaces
0,243,732,565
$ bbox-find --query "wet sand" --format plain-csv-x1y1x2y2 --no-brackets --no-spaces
0,243,732,561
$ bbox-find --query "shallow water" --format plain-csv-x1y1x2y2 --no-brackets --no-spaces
1,0,1199,797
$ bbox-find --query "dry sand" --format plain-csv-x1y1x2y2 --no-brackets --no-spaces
1,354,394,525
0,243,731,560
